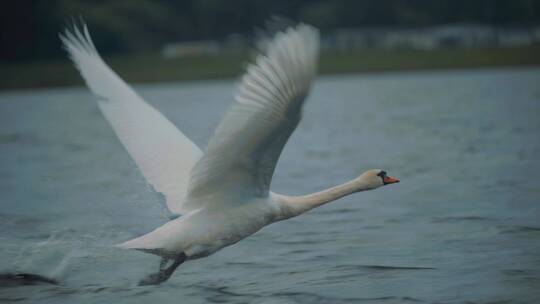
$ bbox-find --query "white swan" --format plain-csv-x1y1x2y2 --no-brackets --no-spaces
61,23,399,285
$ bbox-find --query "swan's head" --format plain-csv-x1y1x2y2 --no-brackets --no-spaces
357,169,400,190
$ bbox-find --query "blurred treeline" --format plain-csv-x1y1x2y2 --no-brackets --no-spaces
1,0,539,62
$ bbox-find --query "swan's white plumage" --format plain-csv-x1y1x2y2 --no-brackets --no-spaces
186,24,319,209
115,24,320,256
63,22,398,282
60,25,202,214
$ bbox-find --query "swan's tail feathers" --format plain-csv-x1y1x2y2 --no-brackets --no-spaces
116,233,174,258
116,236,152,251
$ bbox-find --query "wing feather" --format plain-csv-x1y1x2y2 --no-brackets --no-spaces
185,24,319,209
61,23,202,214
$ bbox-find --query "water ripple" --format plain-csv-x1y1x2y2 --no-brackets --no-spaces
0,273,58,287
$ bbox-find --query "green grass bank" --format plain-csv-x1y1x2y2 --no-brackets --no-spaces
1,45,539,91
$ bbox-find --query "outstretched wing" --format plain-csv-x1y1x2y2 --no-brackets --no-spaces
185,24,319,209
61,24,202,215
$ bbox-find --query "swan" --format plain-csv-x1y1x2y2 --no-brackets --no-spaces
60,22,399,285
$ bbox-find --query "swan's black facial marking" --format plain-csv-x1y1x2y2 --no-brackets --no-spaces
377,170,387,184
377,170,399,185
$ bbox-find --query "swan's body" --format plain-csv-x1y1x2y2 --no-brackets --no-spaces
61,22,399,285
121,195,279,259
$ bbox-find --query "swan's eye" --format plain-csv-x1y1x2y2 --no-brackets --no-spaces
377,170,387,178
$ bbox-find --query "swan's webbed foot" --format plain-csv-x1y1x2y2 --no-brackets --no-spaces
138,271,168,286
139,269,179,286
138,253,186,286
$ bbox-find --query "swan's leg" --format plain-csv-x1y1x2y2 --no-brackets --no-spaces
161,253,186,279
159,257,169,270
138,253,186,286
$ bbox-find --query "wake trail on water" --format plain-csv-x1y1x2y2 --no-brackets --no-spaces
0,273,59,287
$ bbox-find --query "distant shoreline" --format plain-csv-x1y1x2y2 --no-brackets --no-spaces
1,45,539,91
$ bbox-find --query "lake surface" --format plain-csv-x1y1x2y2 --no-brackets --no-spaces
1,67,539,303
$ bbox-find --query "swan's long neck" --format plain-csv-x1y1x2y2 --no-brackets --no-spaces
276,178,371,220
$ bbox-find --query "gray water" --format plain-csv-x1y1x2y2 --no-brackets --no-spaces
1,67,539,303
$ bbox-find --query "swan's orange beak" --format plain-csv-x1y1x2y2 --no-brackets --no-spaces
383,176,400,185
